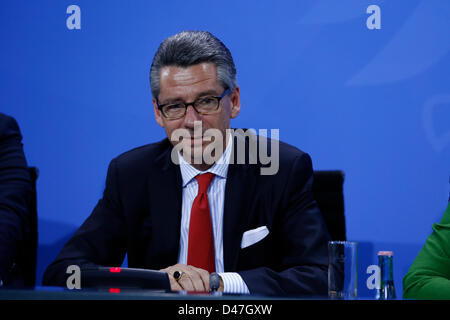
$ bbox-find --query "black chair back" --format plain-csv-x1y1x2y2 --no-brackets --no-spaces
312,170,346,241
9,167,38,287
24,166,38,287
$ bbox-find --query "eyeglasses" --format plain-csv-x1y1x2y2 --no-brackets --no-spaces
157,89,230,120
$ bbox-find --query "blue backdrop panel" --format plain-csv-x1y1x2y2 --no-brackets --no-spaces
1,0,449,296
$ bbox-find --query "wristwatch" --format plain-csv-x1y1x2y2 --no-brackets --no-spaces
209,272,221,292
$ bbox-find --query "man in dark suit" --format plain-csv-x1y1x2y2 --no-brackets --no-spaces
43,31,330,295
0,113,33,286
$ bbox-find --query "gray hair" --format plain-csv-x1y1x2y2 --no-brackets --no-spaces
150,31,237,99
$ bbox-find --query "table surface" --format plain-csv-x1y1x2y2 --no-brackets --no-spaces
0,286,382,300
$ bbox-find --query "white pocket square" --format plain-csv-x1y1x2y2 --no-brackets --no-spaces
240,226,269,249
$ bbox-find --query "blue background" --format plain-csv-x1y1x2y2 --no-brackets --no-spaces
1,0,449,297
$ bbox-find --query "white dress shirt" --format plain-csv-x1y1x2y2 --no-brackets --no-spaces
177,135,250,294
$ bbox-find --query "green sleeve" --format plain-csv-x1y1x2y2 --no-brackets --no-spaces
403,203,450,299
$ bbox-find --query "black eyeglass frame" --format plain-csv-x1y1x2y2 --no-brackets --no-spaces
156,88,230,119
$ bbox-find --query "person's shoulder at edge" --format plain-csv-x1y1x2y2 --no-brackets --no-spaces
0,112,22,139
402,202,450,299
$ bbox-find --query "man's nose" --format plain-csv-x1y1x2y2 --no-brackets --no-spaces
183,105,202,128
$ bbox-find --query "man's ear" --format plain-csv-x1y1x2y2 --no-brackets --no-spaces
229,85,241,119
152,98,164,127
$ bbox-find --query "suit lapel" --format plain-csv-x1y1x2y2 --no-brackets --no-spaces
223,132,259,271
148,140,182,267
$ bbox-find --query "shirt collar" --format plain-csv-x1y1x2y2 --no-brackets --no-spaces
178,133,232,187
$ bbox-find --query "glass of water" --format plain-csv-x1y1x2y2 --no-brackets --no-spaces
328,241,358,299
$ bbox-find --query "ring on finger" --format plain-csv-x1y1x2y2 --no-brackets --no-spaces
173,270,185,282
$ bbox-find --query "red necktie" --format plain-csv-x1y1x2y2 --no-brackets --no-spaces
187,173,216,273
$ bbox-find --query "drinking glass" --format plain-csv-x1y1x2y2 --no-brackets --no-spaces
328,241,358,299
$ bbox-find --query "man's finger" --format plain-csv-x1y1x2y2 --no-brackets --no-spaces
160,265,184,291
188,266,210,291
168,275,183,291
161,264,210,292
177,271,195,291
182,266,206,291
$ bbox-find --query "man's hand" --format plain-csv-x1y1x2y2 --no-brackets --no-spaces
160,264,211,292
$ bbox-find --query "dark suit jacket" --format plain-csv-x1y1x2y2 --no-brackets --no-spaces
0,113,33,284
43,131,330,296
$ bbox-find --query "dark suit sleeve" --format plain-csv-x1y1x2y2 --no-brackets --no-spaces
238,153,330,296
0,115,32,282
42,159,127,286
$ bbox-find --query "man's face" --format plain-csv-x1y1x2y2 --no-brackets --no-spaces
153,62,240,164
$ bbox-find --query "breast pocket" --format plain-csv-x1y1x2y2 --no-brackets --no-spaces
237,227,273,270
